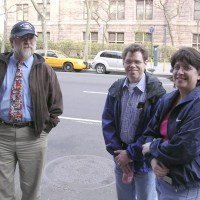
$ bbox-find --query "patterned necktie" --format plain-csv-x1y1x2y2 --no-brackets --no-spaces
9,62,23,122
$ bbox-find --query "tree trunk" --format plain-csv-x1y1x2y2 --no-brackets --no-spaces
30,0,48,51
1,0,7,53
83,0,93,62
42,0,47,52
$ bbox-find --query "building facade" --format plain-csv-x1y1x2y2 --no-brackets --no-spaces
5,0,200,49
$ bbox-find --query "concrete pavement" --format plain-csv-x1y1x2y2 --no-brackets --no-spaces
147,62,172,77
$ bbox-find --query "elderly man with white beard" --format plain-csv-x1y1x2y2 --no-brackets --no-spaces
0,21,63,200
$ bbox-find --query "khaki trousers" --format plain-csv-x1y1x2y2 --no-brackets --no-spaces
0,125,48,200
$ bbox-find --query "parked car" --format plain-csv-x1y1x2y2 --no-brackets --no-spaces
35,50,89,72
91,50,124,74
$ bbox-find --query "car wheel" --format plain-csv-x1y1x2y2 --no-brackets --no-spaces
63,62,73,72
96,64,106,74
74,69,82,72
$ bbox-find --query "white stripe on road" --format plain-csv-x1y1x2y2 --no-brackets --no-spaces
83,84,173,95
59,116,101,123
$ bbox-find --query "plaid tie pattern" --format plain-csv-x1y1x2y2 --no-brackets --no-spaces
9,62,23,122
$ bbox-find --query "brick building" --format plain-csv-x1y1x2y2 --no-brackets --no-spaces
5,0,200,49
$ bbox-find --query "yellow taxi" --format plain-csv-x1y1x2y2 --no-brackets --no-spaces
35,50,89,72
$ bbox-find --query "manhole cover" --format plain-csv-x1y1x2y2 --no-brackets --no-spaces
44,155,115,190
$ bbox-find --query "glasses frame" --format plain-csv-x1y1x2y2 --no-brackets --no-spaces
14,34,36,41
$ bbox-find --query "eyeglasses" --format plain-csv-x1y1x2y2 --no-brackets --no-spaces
124,60,144,66
172,64,193,72
14,34,35,40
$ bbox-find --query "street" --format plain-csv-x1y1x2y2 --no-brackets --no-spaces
16,71,174,200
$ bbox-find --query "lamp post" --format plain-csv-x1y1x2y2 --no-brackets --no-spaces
149,26,154,59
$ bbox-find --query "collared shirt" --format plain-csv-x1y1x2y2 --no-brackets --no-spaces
120,73,147,144
0,54,33,122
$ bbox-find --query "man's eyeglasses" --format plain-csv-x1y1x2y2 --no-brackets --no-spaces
14,34,35,40
124,60,144,66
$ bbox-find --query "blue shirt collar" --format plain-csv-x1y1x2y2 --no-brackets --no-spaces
123,73,146,92
10,54,34,68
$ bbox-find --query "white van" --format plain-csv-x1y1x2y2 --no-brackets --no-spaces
91,50,124,74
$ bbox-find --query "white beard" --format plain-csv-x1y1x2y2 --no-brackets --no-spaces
13,41,36,61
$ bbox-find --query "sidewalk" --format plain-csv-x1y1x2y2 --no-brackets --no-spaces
147,62,172,77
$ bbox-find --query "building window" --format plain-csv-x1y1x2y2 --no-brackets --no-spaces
136,0,153,20
37,3,50,21
194,0,200,20
16,4,28,21
83,32,98,43
37,32,50,40
192,34,200,49
135,32,152,43
83,0,98,20
110,0,125,20
108,32,124,43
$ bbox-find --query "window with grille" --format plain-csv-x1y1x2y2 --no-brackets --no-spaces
16,4,28,21
108,32,124,43
37,32,50,40
192,34,200,49
110,0,125,20
136,0,153,20
37,3,50,21
83,0,98,20
83,32,98,43
194,0,200,20
135,32,152,43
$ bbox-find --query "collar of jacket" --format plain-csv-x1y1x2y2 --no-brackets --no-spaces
164,86,200,107
0,52,45,67
0,52,13,65
108,72,166,101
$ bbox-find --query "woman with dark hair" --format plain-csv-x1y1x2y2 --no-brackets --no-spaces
142,47,200,200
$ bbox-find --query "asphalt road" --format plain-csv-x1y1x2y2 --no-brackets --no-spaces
16,71,174,200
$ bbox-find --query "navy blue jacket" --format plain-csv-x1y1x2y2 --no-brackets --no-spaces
144,87,200,189
102,72,166,172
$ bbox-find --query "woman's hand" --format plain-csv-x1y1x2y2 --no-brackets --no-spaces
142,142,151,155
151,158,169,177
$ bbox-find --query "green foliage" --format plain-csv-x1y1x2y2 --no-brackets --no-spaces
0,40,12,52
0,39,178,62
159,45,178,61
0,39,163,61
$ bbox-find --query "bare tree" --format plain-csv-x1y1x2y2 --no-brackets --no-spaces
30,0,48,51
154,0,185,46
0,0,17,52
92,0,121,43
83,0,93,63
1,0,7,53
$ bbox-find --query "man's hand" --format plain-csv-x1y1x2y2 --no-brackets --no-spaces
114,150,130,168
142,142,151,155
121,164,132,174
151,158,169,177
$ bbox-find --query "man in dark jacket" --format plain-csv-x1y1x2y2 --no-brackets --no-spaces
0,21,63,200
102,43,166,200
